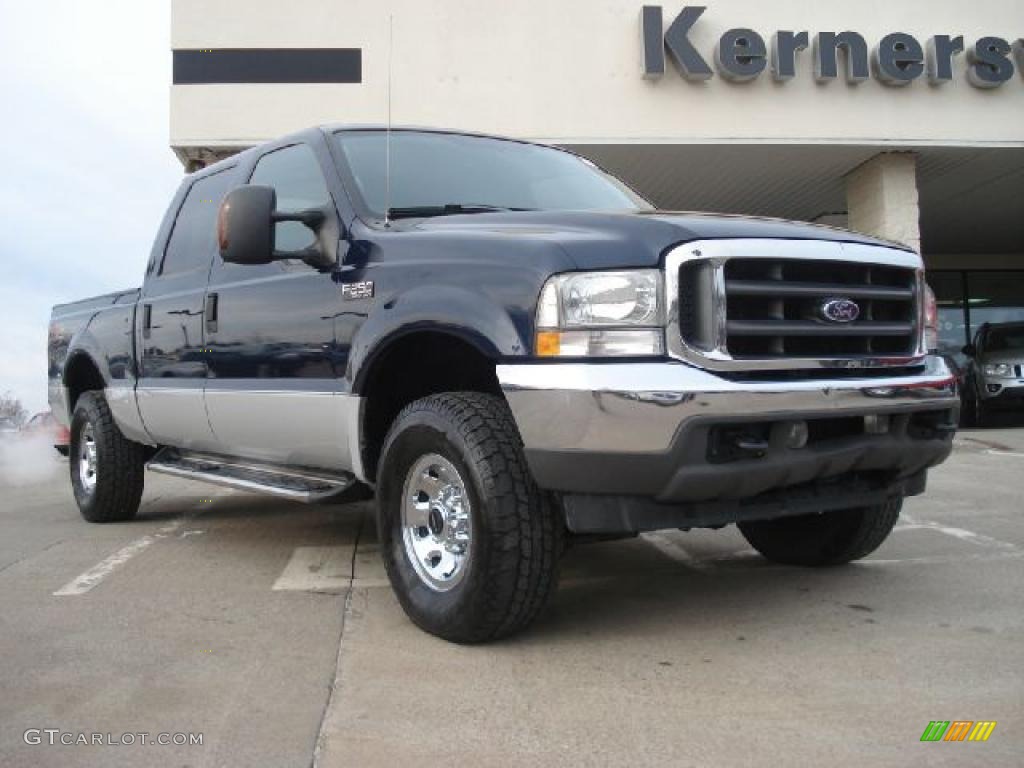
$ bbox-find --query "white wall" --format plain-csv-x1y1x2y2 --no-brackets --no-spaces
171,0,1024,150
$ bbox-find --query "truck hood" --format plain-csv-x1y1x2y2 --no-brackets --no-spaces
406,209,909,269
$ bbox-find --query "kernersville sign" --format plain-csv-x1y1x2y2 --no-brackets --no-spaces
641,5,1023,88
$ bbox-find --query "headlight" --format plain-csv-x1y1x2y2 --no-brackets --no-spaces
535,270,664,357
983,363,1013,378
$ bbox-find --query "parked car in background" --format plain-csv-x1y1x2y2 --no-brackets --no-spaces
21,411,71,456
962,322,1024,426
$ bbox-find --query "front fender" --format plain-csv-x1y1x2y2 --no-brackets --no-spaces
348,284,529,394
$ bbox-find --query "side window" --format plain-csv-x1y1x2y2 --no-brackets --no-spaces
249,144,331,252
161,169,236,276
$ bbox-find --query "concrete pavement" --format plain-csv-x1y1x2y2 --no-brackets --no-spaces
1,428,1022,767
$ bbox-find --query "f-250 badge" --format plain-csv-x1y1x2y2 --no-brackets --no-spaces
341,281,374,300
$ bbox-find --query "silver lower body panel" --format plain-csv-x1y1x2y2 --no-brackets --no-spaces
203,386,357,472
106,383,157,446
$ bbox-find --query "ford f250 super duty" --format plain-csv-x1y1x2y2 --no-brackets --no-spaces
49,127,959,642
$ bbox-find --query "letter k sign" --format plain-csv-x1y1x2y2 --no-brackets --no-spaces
665,6,713,80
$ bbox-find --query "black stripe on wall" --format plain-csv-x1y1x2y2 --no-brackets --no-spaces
173,48,362,84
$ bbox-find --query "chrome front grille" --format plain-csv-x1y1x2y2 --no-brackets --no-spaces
722,258,917,358
665,239,926,373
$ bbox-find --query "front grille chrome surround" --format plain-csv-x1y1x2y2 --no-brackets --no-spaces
664,239,927,372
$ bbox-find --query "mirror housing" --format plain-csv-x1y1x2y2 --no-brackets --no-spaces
218,185,336,270
218,185,276,266
962,344,977,357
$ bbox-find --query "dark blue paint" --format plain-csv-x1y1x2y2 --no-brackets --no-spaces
50,126,910,412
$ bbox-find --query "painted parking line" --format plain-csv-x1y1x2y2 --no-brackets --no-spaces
273,545,390,592
562,549,1024,580
272,546,354,593
859,550,1024,567
985,449,1024,458
53,519,186,596
52,490,230,597
897,513,1018,551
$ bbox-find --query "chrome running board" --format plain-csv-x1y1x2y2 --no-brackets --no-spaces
146,448,355,503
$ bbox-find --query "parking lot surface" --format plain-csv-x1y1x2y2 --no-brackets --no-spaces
1,428,1022,767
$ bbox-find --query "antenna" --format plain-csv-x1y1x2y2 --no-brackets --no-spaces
384,14,394,228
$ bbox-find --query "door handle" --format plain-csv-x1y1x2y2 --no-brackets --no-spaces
205,293,219,334
142,304,152,340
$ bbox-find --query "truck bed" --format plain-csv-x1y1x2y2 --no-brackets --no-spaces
51,287,140,318
48,287,141,426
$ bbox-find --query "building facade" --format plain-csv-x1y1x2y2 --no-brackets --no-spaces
170,0,1024,360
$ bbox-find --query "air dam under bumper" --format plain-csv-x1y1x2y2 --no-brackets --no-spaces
497,357,958,527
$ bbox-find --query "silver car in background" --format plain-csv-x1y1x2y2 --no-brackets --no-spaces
963,322,1024,426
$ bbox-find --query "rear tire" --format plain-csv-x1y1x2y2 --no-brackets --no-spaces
376,392,561,643
738,498,902,567
69,391,145,523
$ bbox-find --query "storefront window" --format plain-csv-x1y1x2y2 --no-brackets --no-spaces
966,272,1024,332
929,270,1024,365
929,271,968,361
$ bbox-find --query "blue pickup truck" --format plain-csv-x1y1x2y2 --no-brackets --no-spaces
48,126,958,642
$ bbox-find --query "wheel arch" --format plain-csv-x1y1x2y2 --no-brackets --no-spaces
63,352,107,415
355,328,506,482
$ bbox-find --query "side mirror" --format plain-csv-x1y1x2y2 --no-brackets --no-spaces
218,185,276,266
962,344,977,357
218,185,335,269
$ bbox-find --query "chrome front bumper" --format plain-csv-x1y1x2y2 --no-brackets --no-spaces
497,356,959,503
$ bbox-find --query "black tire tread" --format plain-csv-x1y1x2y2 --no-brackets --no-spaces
380,392,561,642
71,391,145,523
833,498,902,563
739,498,902,567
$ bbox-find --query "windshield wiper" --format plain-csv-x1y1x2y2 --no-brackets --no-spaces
386,203,534,220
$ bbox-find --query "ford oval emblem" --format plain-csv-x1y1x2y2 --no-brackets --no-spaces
821,298,861,323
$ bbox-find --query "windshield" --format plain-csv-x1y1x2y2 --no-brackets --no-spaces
986,326,1024,352
334,130,649,219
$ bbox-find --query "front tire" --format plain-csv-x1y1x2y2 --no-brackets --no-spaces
738,498,902,567
69,391,145,523
376,392,561,643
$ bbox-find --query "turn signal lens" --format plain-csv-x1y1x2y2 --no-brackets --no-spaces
535,329,664,357
535,331,561,357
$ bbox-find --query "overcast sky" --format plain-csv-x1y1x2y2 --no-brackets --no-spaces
0,0,182,414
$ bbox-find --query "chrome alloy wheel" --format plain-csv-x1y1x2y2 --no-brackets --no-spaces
401,453,473,591
78,423,97,493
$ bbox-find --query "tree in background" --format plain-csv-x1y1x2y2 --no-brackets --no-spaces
0,391,28,428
